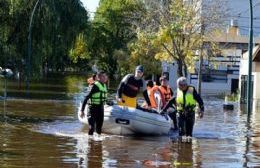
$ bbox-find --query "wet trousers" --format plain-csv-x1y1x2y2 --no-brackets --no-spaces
178,111,195,137
168,109,178,129
87,105,104,135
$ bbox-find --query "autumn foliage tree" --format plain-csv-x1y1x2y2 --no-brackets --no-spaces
69,33,90,64
128,31,162,78
130,0,228,77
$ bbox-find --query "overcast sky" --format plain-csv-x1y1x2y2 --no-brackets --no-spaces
80,0,100,13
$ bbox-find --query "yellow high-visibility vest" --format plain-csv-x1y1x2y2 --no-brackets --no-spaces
90,81,107,105
176,87,196,111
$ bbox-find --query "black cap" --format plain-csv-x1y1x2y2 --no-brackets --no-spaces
135,65,144,73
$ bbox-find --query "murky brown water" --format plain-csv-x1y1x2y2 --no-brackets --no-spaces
0,76,260,168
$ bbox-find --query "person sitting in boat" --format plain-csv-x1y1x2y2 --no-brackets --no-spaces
146,80,154,94
80,71,108,136
142,80,154,107
159,76,173,102
142,80,163,111
147,80,166,112
161,77,204,139
116,65,151,109
158,76,177,130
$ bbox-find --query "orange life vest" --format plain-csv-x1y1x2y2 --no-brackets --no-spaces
159,85,172,102
149,86,166,109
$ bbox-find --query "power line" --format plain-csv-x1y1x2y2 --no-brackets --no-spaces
236,2,260,17
240,25,260,29
238,27,260,34
227,16,260,20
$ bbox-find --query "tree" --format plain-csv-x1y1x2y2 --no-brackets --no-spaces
0,0,91,78
128,30,162,77
90,0,143,79
69,33,90,63
130,0,228,77
0,0,11,66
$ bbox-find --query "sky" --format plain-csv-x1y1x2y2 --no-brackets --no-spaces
80,0,100,18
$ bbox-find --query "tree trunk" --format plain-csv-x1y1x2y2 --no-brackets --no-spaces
183,62,188,77
177,59,183,77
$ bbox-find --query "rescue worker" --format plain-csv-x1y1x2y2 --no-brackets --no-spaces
161,77,204,138
80,71,108,136
116,65,151,108
158,76,177,130
87,73,96,86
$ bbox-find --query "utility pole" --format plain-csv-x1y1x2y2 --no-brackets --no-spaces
197,23,204,95
26,0,42,95
197,46,203,95
247,0,253,117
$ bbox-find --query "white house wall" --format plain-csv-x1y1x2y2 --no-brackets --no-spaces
240,59,259,75
190,80,231,95
239,59,249,75
239,59,260,105
253,63,260,103
253,72,260,100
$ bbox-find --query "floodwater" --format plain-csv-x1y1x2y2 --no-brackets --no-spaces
0,75,260,168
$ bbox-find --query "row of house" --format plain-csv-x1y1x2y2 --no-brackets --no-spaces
240,45,260,106
150,0,260,104
166,21,260,94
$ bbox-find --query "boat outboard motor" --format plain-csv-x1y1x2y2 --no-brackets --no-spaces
0,67,13,78
0,67,13,99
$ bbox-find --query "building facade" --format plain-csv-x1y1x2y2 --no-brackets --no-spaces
240,45,260,106
163,0,260,95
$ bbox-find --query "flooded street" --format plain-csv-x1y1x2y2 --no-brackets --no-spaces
0,76,260,167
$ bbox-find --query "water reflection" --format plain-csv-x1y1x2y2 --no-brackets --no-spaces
2,99,7,121
173,141,194,167
0,74,85,99
0,98,78,168
0,97,251,167
2,75,260,167
77,137,103,168
245,101,260,167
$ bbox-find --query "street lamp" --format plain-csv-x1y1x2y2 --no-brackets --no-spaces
247,0,253,117
26,0,42,94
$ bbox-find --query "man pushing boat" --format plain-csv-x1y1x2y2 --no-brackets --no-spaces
116,65,151,109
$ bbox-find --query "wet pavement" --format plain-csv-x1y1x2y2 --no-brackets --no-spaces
0,76,260,167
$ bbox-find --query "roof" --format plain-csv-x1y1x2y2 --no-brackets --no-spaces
242,45,260,62
253,46,260,62
205,27,260,44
